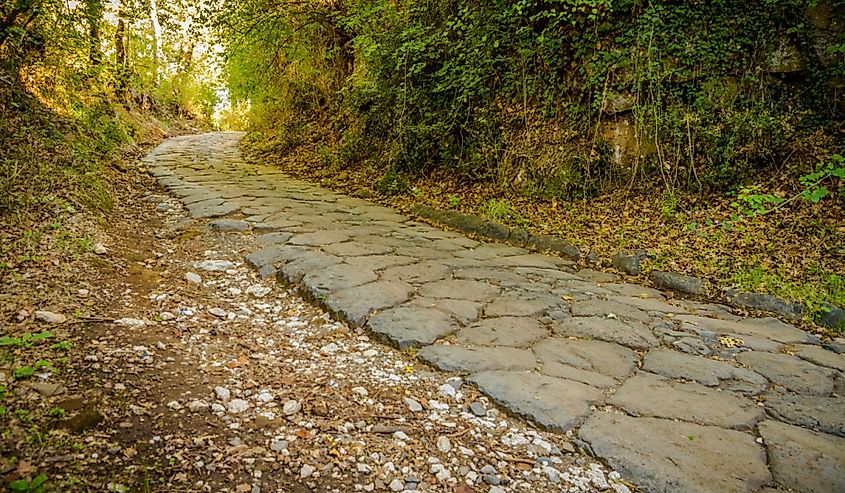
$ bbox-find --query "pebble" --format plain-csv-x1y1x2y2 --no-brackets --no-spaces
469,402,487,417
208,307,227,318
115,318,146,327
246,285,272,298
93,243,107,255
356,463,372,474
227,399,249,413
388,479,404,491
436,436,452,453
270,439,288,452
215,386,231,401
187,400,208,413
185,272,202,284
404,397,423,412
438,383,457,399
282,400,301,416
194,260,236,271
351,387,369,396
300,464,314,478
34,311,67,324
489,487,506,493
166,401,182,410
78,289,90,297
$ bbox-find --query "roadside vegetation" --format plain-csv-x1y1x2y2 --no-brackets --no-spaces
216,0,845,323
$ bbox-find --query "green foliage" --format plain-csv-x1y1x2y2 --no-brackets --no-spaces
0,332,51,348
220,0,843,195
799,154,845,203
731,186,784,217
9,473,47,493
13,366,35,379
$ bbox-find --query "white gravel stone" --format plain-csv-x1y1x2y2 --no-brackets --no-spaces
215,386,231,401
227,399,249,413
300,464,314,478
185,272,202,284
34,310,67,324
404,397,423,412
208,307,227,318
187,400,208,413
194,260,235,271
282,400,301,416
388,479,404,491
437,436,452,453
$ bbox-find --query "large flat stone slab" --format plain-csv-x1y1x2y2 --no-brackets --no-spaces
765,392,845,437
322,241,393,257
367,306,460,349
579,412,771,493
417,345,536,373
380,261,452,284
301,264,378,298
736,351,836,396
571,299,652,322
677,315,817,345
245,244,308,270
759,420,845,493
609,372,764,429
324,281,414,327
533,337,637,385
795,344,845,372
417,279,501,302
288,230,351,246
552,317,659,350
457,317,548,347
643,348,769,395
469,370,603,432
279,251,342,284
484,291,562,317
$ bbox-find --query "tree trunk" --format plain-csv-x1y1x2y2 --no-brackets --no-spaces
114,6,128,97
149,0,164,83
85,0,102,65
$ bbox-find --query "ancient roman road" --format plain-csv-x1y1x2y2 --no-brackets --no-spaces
143,132,845,493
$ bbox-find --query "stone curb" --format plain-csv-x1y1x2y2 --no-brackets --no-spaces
410,204,580,260
611,251,844,331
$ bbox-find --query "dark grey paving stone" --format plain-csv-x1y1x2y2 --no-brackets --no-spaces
245,245,308,270
301,264,379,298
324,281,414,327
457,317,548,348
380,261,452,284
607,295,687,315
736,351,836,396
469,370,603,432
603,282,666,299
649,270,705,295
765,391,845,437
575,269,620,283
279,251,343,284
453,267,527,284
257,232,293,245
288,231,351,246
187,200,239,218
366,306,460,349
494,254,561,270
343,254,417,271
417,279,501,303
579,413,771,493
409,297,481,324
454,243,528,260
609,372,764,430
677,315,817,345
760,420,845,493
533,337,637,385
642,348,768,395
484,292,562,317
209,219,250,232
571,299,652,322
322,241,393,257
795,345,845,372
417,345,536,373
552,317,659,350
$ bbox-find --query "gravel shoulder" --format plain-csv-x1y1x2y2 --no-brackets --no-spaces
0,159,628,492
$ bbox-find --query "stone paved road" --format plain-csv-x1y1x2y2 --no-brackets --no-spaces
144,132,845,493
